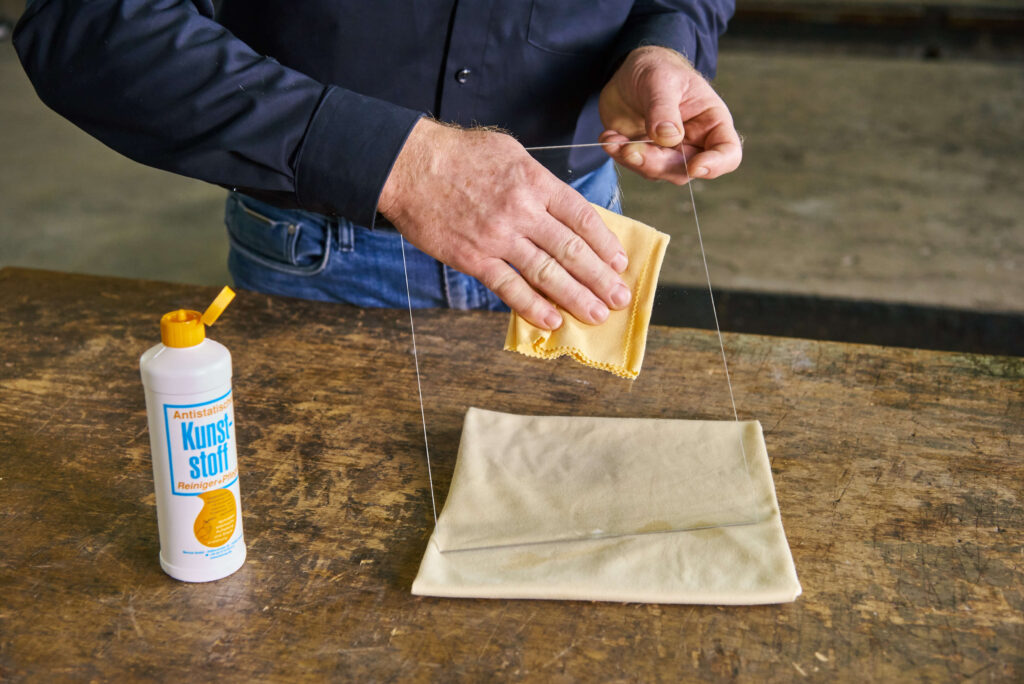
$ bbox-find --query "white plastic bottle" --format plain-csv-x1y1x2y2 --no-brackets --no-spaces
140,287,246,582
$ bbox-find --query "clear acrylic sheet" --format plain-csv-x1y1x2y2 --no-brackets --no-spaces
407,167,764,552
405,161,802,603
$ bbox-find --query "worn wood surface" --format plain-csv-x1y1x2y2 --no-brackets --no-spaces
0,267,1021,682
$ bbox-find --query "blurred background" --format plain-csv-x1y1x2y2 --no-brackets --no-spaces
1,0,1021,355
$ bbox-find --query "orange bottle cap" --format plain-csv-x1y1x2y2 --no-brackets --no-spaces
160,287,235,348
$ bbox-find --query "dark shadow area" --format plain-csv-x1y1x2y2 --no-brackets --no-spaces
724,2,1024,61
653,286,1023,357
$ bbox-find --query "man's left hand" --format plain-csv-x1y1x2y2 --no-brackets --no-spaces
598,46,742,185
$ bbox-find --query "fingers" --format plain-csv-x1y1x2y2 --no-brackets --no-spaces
684,119,743,179
509,237,611,326
477,258,563,331
546,183,628,273
602,115,742,184
601,131,690,185
641,74,686,148
543,186,632,316
686,148,739,180
600,131,657,172
481,231,626,330
483,182,633,328
511,220,631,325
598,130,631,160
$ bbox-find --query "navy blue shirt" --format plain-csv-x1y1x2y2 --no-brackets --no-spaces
15,0,733,227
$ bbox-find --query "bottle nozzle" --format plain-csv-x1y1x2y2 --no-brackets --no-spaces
160,286,236,347
201,287,236,327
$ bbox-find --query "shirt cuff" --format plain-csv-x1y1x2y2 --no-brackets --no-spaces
294,85,425,228
608,14,721,80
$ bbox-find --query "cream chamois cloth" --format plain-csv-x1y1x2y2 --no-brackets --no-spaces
412,408,802,604
504,204,670,379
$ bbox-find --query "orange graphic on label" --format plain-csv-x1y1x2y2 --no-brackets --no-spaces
193,488,237,548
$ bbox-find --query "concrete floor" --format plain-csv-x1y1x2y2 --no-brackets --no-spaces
0,41,230,286
2,39,1022,314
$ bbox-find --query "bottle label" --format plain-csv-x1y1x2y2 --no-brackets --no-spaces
162,389,238,496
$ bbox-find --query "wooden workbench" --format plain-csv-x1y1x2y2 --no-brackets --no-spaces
1,267,1020,681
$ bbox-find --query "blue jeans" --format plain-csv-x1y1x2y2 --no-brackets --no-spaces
226,159,622,310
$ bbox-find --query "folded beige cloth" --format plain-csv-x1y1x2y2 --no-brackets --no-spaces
504,205,670,379
412,408,802,605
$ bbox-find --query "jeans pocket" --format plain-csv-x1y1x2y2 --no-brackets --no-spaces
225,194,332,276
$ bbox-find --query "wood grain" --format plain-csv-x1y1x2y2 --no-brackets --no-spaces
0,267,1020,682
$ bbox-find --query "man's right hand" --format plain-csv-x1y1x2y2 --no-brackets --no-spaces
377,119,631,330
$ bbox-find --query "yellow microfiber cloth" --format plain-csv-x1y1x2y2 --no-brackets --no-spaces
504,204,670,379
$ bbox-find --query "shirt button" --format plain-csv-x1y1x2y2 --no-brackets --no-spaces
455,67,472,84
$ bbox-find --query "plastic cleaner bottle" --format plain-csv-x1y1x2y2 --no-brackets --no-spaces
140,287,246,582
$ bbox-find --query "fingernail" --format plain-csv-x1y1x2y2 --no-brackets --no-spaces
694,166,709,177
589,302,609,324
626,152,644,166
611,252,628,273
655,122,679,140
544,311,563,330
610,283,631,308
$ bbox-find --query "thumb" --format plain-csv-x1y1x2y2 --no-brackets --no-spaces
643,76,685,148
